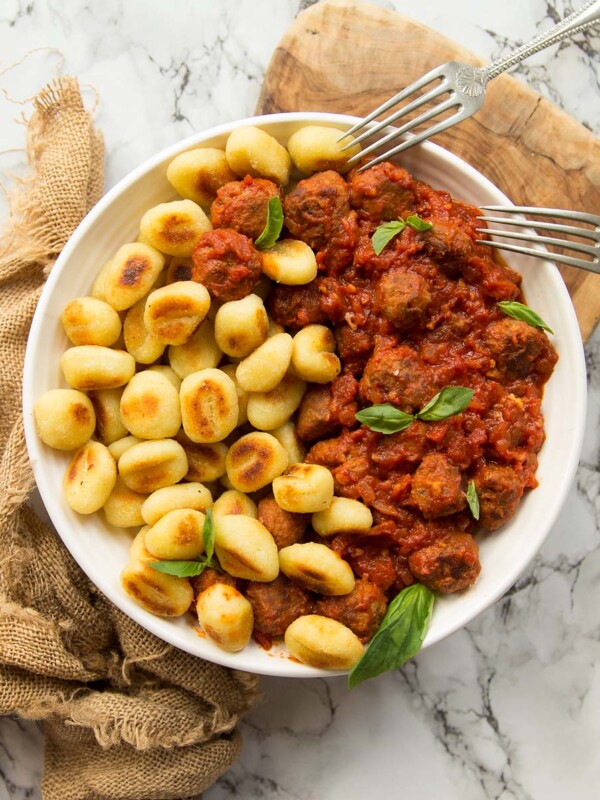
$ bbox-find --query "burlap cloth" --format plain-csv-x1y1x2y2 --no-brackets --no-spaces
0,77,259,799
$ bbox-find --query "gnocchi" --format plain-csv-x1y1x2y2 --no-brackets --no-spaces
63,441,117,514
286,125,360,175
166,148,237,211
61,346,135,391
246,373,306,431
175,431,228,482
139,199,212,257
272,463,334,513
196,583,254,652
180,369,238,443
144,508,206,560
141,481,213,526
235,333,293,393
212,489,258,519
34,389,95,451
143,281,211,345
103,243,165,310
278,542,355,596
89,387,128,445
121,560,193,617
118,438,188,493
291,325,341,384
214,294,268,358
120,371,181,440
61,297,122,347
168,319,222,378
260,239,317,285
123,295,166,364
103,478,147,528
312,497,373,537
225,432,289,493
284,615,364,669
225,125,291,186
213,514,279,582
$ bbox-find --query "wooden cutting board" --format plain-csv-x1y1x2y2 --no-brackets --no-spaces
256,0,600,341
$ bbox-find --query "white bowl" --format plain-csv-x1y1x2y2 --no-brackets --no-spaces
23,112,587,677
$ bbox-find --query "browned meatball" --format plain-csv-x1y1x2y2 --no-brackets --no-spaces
269,282,328,329
191,228,262,301
245,575,314,639
376,269,432,330
283,170,350,250
334,325,374,375
314,579,388,643
349,161,417,221
211,176,282,240
485,318,546,379
190,567,237,599
297,375,358,442
422,219,474,276
474,462,524,531
359,345,436,412
257,495,309,549
408,533,481,593
411,453,466,519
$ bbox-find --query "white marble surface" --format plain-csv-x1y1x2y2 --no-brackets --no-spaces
1,1,599,798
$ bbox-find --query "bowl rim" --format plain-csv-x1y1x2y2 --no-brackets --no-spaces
23,111,588,677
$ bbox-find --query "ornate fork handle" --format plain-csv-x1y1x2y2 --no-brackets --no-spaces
480,0,600,84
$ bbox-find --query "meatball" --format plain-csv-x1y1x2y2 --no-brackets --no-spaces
334,324,374,375
190,567,237,599
257,495,309,549
422,218,474,276
474,462,524,531
349,161,417,221
359,345,436,412
297,375,358,442
269,282,327,329
376,269,432,330
283,170,350,250
315,579,388,642
485,318,546,379
411,453,466,519
408,533,481,593
191,228,262,301
211,176,281,240
245,575,314,640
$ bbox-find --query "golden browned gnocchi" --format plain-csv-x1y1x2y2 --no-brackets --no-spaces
139,199,212,257
141,481,213,526
219,364,249,426
272,463,334,513
196,583,254,652
33,389,96,450
103,243,165,311
286,125,361,175
225,432,289,493
225,126,291,186
123,295,167,364
180,369,238,443
144,508,206,560
121,560,193,617
284,615,364,669
166,148,237,211
168,319,222,378
212,489,258,519
61,297,122,347
270,421,306,466
246,373,306,431
260,239,318,285
103,478,147,528
279,542,355,596
214,294,268,358
88,387,129,445
120,371,181,440
175,432,228,482
61,346,135,391
235,333,293,393
107,435,142,461
118,438,188,493
291,325,341,384
143,281,211,345
214,514,279,581
312,497,373,537
90,258,114,302
63,441,117,514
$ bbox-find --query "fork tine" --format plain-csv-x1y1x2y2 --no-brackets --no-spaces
476,228,598,257
355,108,469,172
348,96,459,164
339,65,447,141
478,216,600,242
344,81,451,150
477,240,600,275
480,205,600,228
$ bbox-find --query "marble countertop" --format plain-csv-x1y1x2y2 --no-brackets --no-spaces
1,1,599,798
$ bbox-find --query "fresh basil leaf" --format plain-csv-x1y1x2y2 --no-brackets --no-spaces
202,508,215,562
405,214,433,232
497,301,554,334
348,583,435,688
465,479,480,521
416,386,474,421
355,404,415,434
371,220,406,255
148,560,208,578
254,196,284,250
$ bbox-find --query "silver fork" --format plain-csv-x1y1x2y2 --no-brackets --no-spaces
342,0,600,170
477,206,600,274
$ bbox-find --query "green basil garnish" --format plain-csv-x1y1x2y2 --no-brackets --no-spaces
416,386,474,422
348,583,435,688
465,479,480,521
202,508,215,562
148,559,218,578
497,301,553,334
355,404,415,434
254,196,284,250
357,386,473,434
371,214,433,255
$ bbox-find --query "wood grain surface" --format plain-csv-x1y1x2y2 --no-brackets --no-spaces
257,0,600,341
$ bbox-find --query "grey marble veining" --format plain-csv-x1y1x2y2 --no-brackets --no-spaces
1,1,599,798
